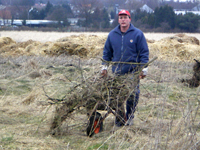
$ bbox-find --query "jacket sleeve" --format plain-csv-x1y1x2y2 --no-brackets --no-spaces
136,32,149,68
102,35,113,65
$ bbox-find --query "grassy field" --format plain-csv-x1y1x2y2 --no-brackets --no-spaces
0,32,200,150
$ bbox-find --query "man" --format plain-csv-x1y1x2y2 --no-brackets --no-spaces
101,10,149,126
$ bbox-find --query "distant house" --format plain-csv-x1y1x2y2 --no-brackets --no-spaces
68,18,85,26
140,4,154,13
33,3,46,10
174,3,200,15
164,1,200,15
192,3,200,11
0,5,6,10
11,19,63,27
174,10,200,15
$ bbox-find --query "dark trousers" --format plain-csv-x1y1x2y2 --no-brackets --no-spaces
113,73,140,126
126,91,139,121
115,83,140,126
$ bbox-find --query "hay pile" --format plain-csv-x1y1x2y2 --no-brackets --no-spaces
0,33,200,62
148,33,200,62
56,34,106,57
0,37,16,47
0,34,106,58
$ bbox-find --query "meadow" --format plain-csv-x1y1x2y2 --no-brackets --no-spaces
0,31,199,150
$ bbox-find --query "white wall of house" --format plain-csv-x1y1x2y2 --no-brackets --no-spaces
175,10,200,15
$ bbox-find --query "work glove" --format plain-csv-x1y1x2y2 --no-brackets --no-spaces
101,65,108,78
101,69,108,78
140,68,148,79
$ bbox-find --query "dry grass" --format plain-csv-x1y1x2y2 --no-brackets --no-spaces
0,56,199,150
0,32,200,150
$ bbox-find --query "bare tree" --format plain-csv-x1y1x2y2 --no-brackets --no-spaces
146,0,160,9
0,0,11,5
125,0,143,11
0,8,11,25
45,6,70,26
125,0,159,11
12,0,35,6
102,0,125,7
70,0,103,26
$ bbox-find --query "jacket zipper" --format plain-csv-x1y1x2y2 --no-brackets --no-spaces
121,35,124,58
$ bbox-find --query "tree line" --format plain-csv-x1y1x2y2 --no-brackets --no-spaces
110,5,200,32
132,5,200,32
27,2,200,32
1,0,199,32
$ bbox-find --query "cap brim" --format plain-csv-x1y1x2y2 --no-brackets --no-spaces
119,13,128,15
118,14,130,17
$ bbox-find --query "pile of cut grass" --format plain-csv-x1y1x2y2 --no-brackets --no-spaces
0,33,200,63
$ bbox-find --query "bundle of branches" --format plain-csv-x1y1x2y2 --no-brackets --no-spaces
45,57,157,136
47,72,140,135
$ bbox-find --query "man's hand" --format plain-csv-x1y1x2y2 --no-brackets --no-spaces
101,69,108,78
139,71,146,79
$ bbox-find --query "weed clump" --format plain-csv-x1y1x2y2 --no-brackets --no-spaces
181,59,200,87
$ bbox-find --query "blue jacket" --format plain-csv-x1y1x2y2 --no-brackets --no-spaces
103,24,149,75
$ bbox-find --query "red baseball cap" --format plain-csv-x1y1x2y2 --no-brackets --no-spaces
118,10,131,18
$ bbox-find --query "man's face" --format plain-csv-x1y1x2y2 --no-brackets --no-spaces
118,15,131,28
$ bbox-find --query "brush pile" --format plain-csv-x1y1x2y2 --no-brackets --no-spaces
48,71,140,135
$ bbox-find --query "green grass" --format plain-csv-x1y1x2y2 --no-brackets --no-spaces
1,134,14,146
16,79,31,84
87,143,109,150
0,88,3,95
168,91,184,101
52,67,66,74
4,84,32,95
